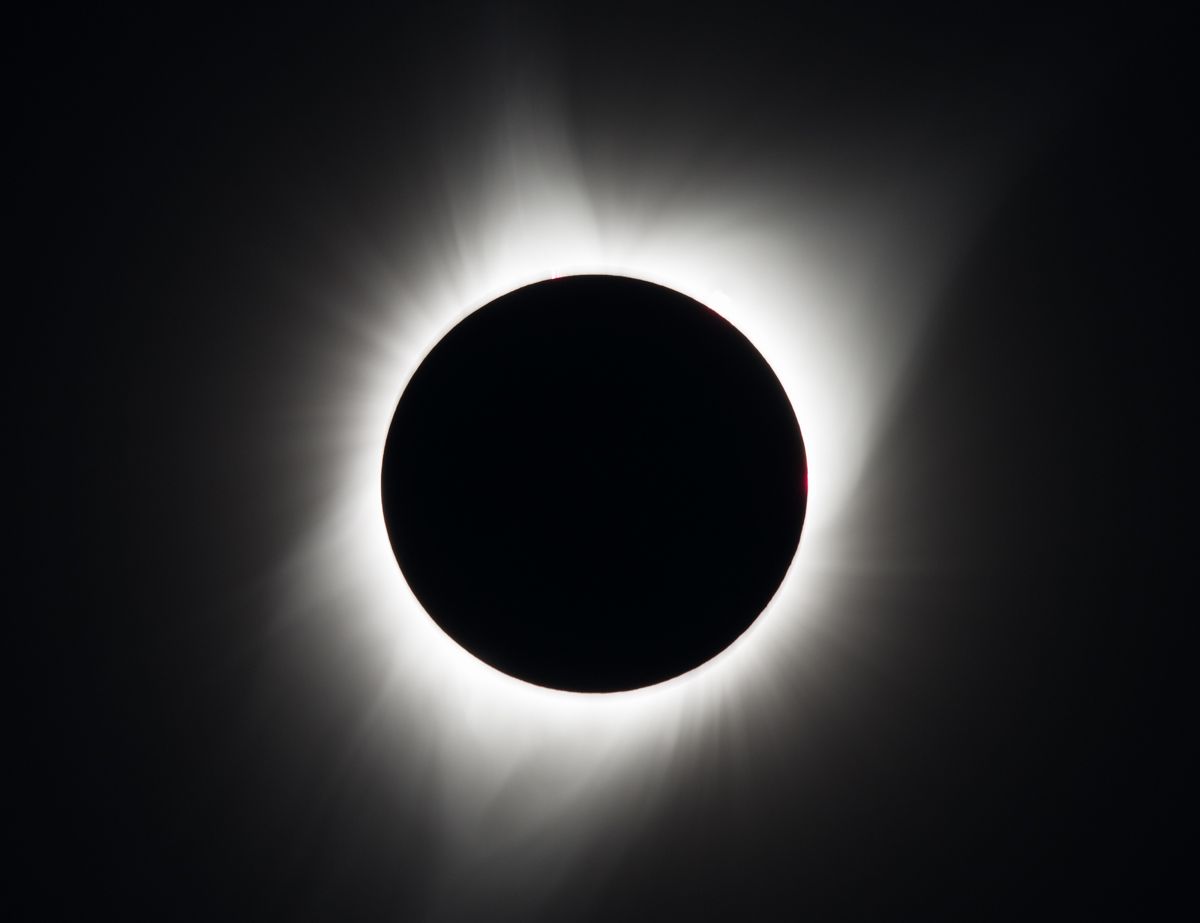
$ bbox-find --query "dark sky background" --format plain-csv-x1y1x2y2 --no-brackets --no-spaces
23,4,1188,920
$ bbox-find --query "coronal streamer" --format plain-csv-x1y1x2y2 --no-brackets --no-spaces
269,72,1013,908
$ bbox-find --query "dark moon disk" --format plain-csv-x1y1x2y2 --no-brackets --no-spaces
381,275,807,692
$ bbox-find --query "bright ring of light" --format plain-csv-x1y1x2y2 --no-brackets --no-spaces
271,88,974,881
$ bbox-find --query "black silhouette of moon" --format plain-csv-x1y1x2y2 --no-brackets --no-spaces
382,275,806,692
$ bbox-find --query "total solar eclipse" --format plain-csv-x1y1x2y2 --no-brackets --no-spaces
381,275,807,692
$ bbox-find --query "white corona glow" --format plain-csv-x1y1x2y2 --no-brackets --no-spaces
270,78,1007,896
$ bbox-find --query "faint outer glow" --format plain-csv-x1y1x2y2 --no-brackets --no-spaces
270,79,1007,903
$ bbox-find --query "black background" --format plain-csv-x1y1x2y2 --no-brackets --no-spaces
21,4,1188,920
